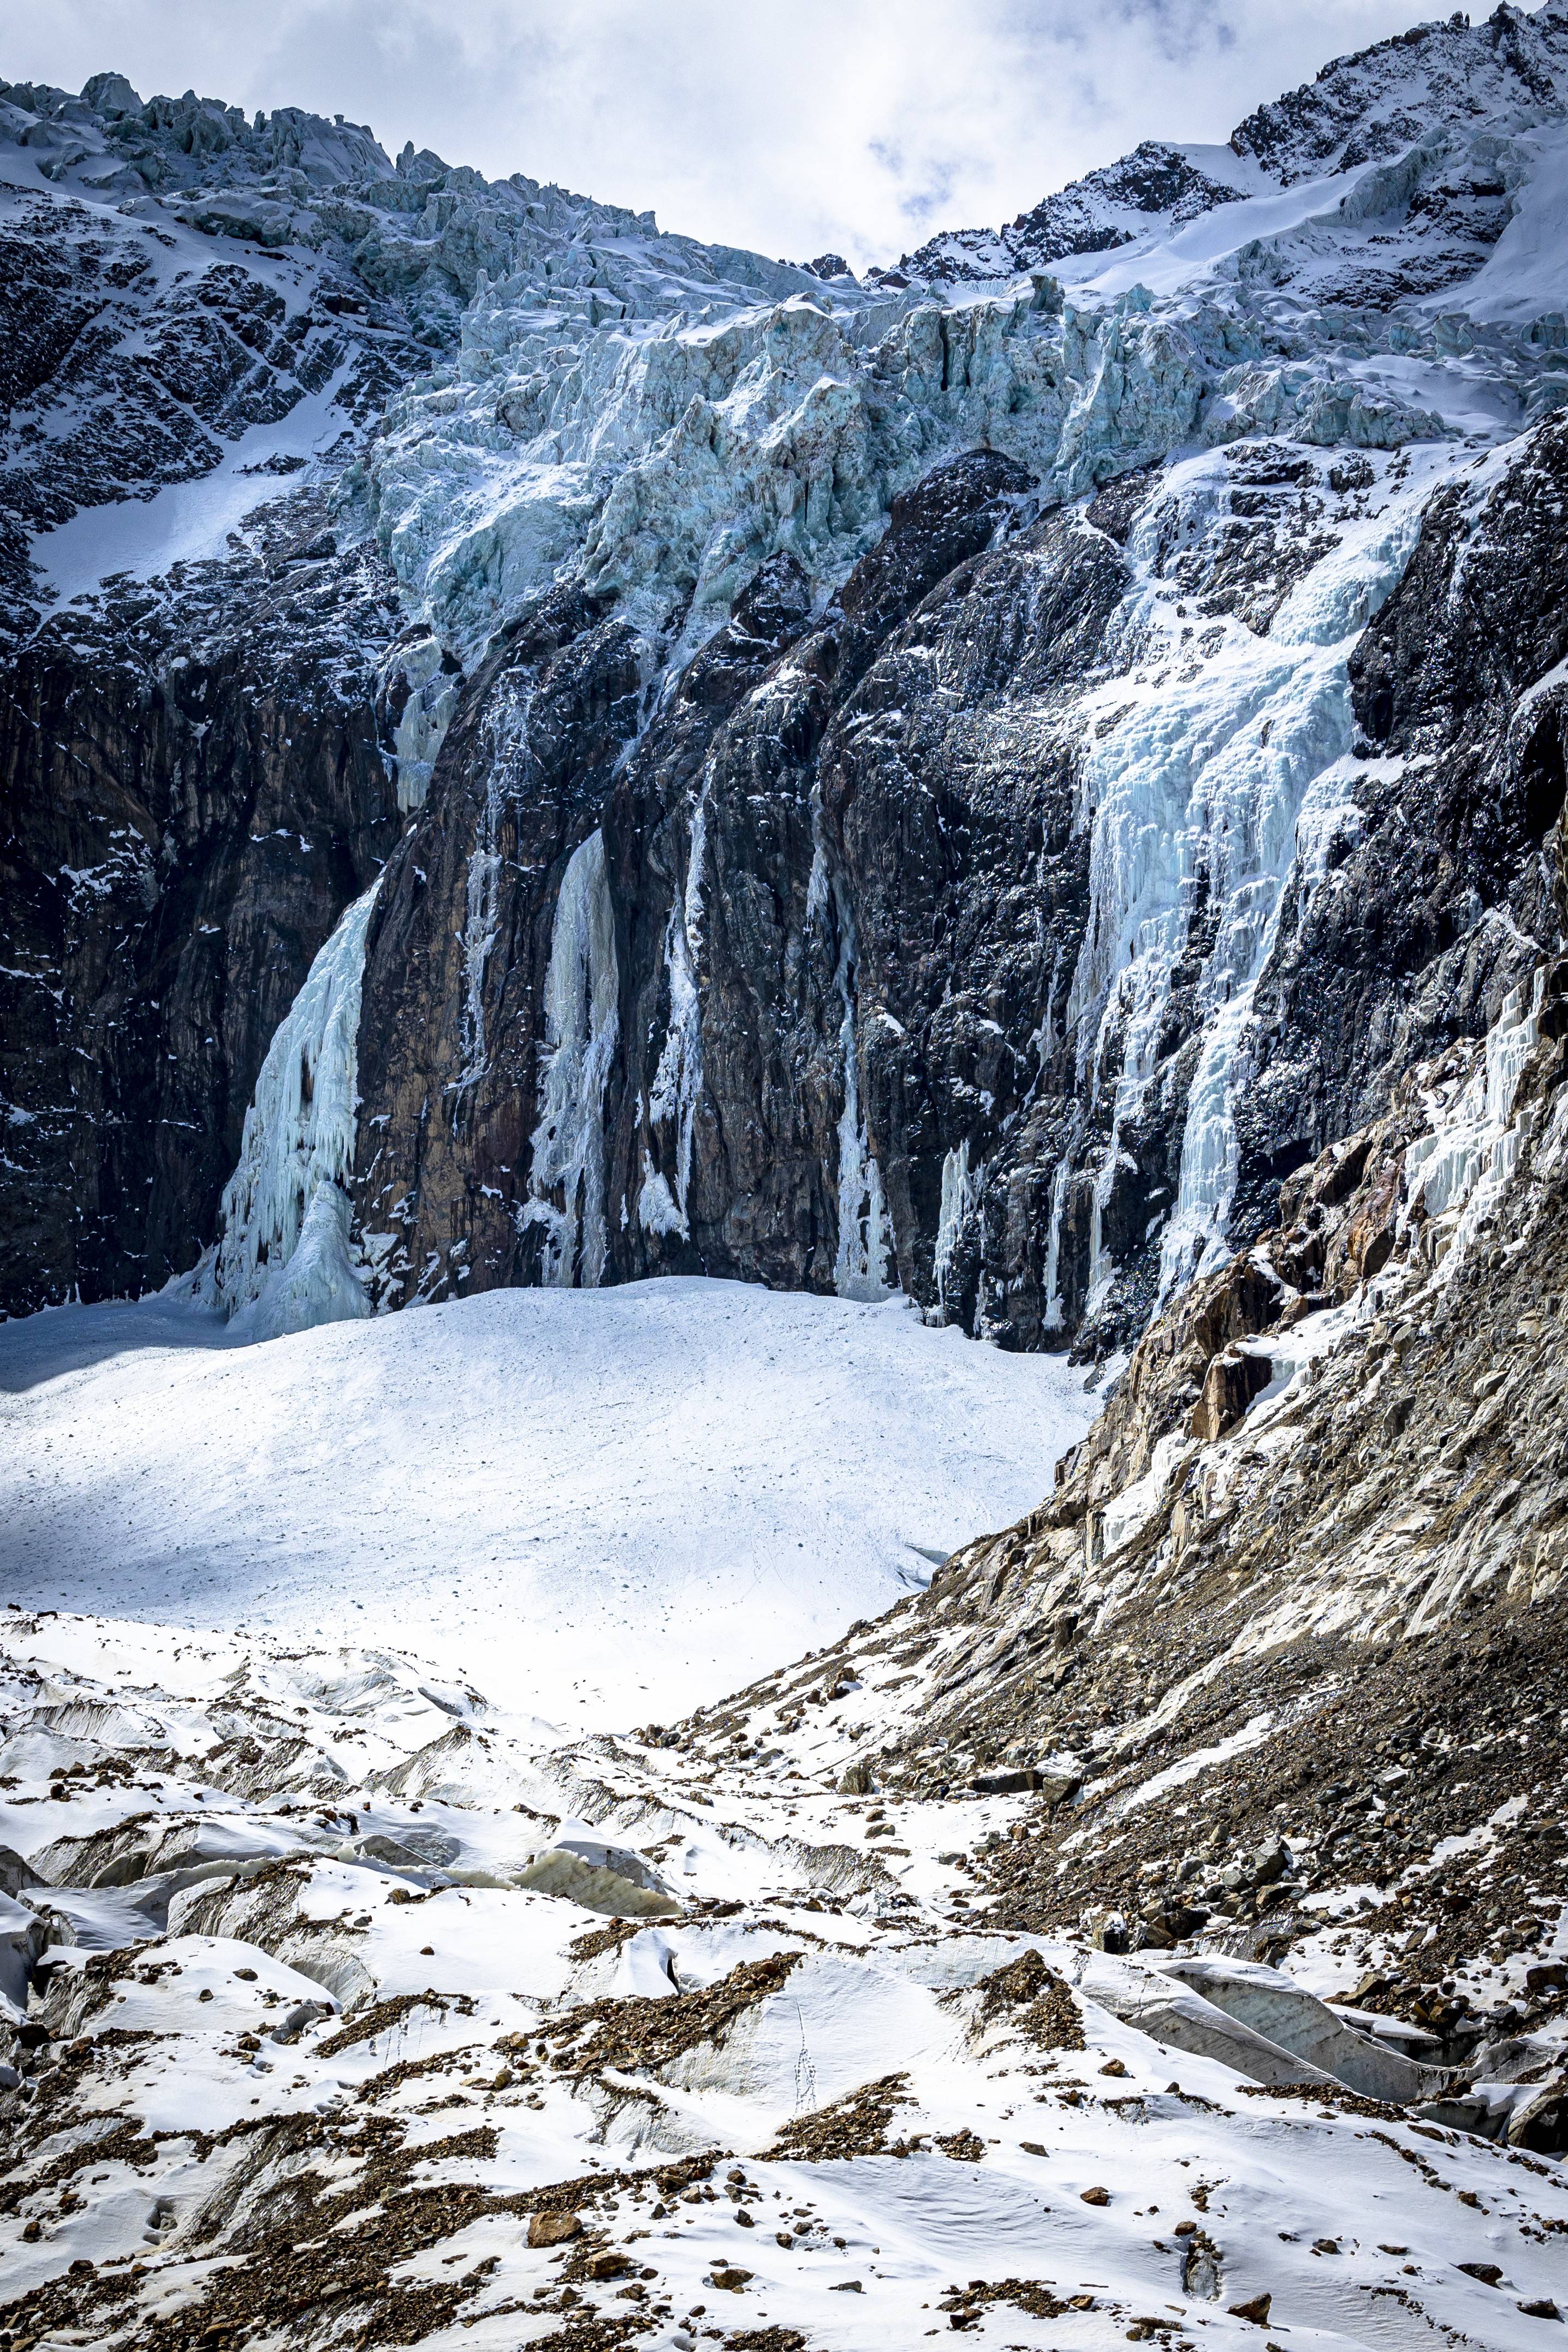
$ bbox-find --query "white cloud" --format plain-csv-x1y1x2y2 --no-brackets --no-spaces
4,1,1519,268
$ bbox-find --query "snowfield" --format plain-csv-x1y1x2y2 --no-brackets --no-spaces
3,1593,1564,2352
0,1276,1094,1730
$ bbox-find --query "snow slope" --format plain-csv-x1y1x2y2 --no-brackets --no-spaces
2,1600,1563,2352
0,1278,1094,1732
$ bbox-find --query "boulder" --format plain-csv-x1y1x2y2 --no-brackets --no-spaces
527,2211,581,2248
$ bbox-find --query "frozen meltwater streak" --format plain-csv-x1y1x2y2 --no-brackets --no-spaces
639,776,710,1240
458,678,533,1102
202,881,381,1340
388,636,461,811
522,829,620,1287
1067,456,1430,1306
1405,967,1545,1274
833,892,893,1304
1041,1157,1072,1332
933,1139,979,1319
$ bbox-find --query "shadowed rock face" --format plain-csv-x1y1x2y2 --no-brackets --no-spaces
347,449,1131,1321
10,14,1568,1349
342,415,1568,1358
0,513,402,1317
350,589,649,1303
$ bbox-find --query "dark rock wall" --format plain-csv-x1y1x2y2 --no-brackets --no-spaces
352,590,648,1303
9,413,1568,1343
347,424,1568,1351
348,452,1122,1323
0,524,401,1315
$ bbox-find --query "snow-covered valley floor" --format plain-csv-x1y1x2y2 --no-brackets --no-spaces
4,1287,1566,2352
0,1277,1095,1731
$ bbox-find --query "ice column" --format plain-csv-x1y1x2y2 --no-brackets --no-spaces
831,902,893,1303
1041,1158,1072,1332
522,830,620,1287
639,780,709,1240
202,881,381,1340
933,1139,978,1319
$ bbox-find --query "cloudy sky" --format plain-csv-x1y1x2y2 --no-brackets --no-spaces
8,2,1502,267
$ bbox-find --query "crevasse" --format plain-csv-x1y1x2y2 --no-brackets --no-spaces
521,829,620,1287
201,881,381,1340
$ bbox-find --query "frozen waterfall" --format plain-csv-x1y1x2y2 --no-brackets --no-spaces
933,1139,979,1320
832,903,894,1305
1067,453,1433,1308
200,881,381,1340
522,829,620,1287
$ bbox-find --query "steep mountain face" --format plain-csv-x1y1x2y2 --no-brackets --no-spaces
0,504,403,1314
689,836,1568,2112
7,23,1568,2343
6,3,1568,1352
0,72,828,1317
893,2,1568,289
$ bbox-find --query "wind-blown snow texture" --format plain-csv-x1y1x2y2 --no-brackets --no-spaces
3,1600,1563,2352
0,1278,1093,1728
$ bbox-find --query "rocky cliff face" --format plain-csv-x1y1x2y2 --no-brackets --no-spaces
0,501,402,1315
354,418,1568,1343
6,26,1568,2342
8,6,1568,1354
693,843,1568,2082
0,72,833,1316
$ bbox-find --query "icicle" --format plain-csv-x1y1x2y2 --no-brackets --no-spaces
521,830,620,1287
1041,1157,1071,1331
1405,966,1545,1278
201,881,380,1339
